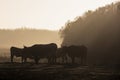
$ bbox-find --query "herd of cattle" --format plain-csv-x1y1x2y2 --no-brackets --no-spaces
10,43,87,65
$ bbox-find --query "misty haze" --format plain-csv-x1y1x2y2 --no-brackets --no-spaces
0,1,120,80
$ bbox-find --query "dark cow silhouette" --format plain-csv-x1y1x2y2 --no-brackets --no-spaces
61,45,87,65
22,43,57,64
10,46,24,63
56,48,68,63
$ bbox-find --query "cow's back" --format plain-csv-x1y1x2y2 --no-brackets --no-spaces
24,43,57,57
32,43,57,52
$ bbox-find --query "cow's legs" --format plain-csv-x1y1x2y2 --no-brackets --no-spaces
21,56,26,63
53,56,56,63
62,57,64,63
62,55,65,63
47,57,50,63
81,56,86,65
21,57,23,63
47,55,56,64
62,56,67,64
34,57,39,64
21,56,27,63
52,56,56,64
54,56,56,63
11,55,14,63
71,57,75,64
24,58,27,63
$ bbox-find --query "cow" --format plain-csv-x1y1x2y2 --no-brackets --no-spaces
61,45,87,65
22,43,57,64
56,48,68,63
10,46,24,63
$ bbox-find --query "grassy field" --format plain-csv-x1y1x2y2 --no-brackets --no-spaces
0,49,120,80
0,62,119,80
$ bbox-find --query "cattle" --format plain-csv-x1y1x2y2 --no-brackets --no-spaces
61,45,87,65
56,48,68,63
10,46,24,63
22,43,57,64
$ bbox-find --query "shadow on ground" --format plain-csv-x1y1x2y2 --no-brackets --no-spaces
0,62,120,80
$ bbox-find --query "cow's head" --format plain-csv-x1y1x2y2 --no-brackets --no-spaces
23,45,28,49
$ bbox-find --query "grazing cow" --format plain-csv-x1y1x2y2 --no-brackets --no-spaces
61,45,87,65
56,48,68,63
22,43,57,64
10,46,24,63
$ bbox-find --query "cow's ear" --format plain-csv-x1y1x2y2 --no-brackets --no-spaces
23,45,27,48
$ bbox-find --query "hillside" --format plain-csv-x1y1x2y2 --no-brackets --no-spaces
0,28,61,54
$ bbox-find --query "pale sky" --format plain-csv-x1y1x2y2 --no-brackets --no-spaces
0,0,118,30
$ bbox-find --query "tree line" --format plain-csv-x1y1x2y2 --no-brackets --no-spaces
60,2,120,65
